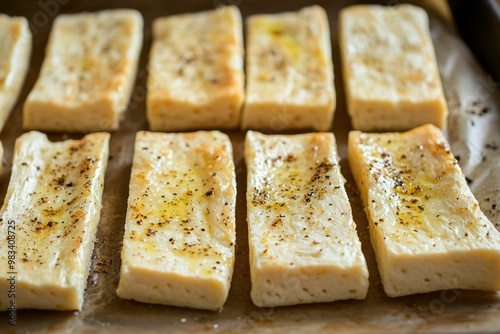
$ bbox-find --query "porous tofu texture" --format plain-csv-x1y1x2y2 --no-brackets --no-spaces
117,131,236,311
241,5,335,132
23,9,143,132
147,6,244,131
339,5,448,131
0,14,31,132
245,131,368,307
0,132,110,310
348,124,500,297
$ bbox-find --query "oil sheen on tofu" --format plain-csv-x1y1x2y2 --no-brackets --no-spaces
0,131,110,310
245,131,369,307
241,5,335,132
0,14,31,132
23,9,143,132
348,124,500,297
147,6,244,131
117,131,236,311
339,5,448,131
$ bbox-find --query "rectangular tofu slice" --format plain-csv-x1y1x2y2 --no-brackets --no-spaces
117,131,236,311
23,9,143,132
348,124,500,297
245,131,369,307
339,5,448,131
0,131,110,310
0,14,31,132
147,6,244,131
241,6,335,132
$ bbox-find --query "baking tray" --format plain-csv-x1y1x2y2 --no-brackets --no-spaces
1,0,500,333
448,0,500,83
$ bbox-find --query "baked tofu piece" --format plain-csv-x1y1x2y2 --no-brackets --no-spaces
23,9,143,132
117,131,236,311
245,131,369,307
339,5,448,131
147,6,244,131
0,14,31,132
348,124,500,297
0,131,110,310
241,6,335,132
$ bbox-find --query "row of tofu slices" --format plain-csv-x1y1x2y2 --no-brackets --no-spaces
0,4,499,312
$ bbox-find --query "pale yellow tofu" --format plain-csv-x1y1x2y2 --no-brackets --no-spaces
0,14,31,132
348,124,500,297
0,131,110,310
147,6,244,131
23,9,143,132
339,5,448,131
241,6,335,132
117,131,236,311
245,131,369,307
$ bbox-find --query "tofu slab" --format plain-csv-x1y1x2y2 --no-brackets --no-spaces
23,9,143,132
245,131,369,307
0,14,31,132
147,6,244,131
241,6,335,132
0,131,110,310
348,124,500,297
117,131,236,311
339,5,448,131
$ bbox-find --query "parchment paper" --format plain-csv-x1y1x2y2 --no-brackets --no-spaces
0,1,499,333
